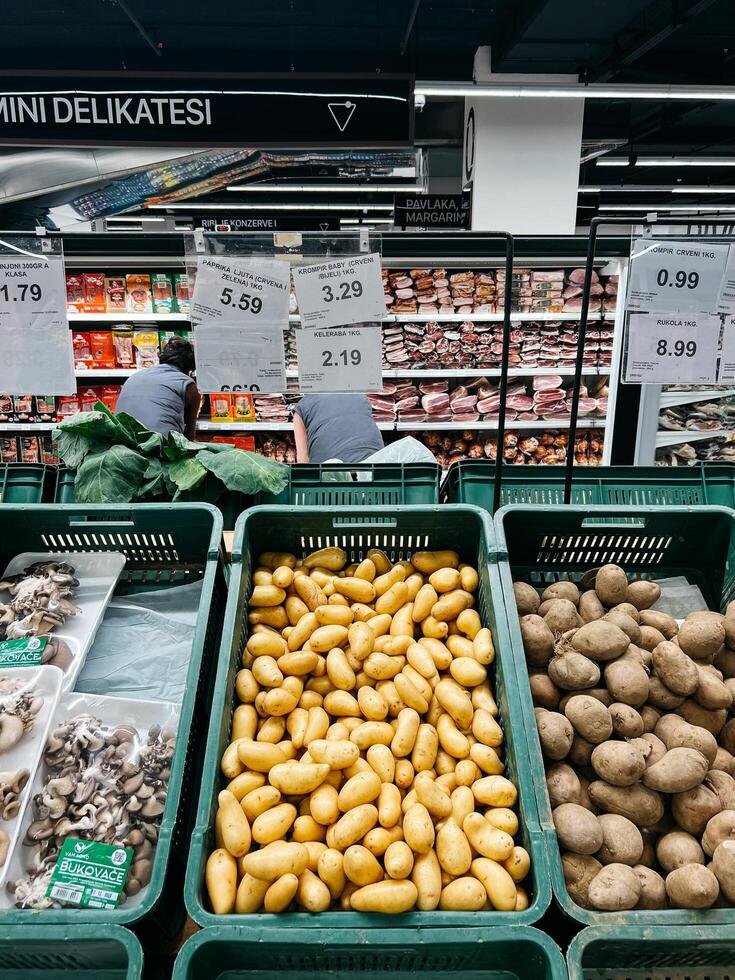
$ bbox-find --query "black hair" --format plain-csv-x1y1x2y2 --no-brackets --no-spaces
160,337,195,374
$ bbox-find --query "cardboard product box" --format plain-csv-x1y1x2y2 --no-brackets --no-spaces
212,435,256,451
133,330,160,369
89,331,115,369
126,274,153,314
112,329,135,368
232,393,256,423
78,387,100,413
152,273,175,314
98,385,122,413
56,394,81,420
82,273,106,314
105,277,127,312
0,395,13,423
72,332,94,370
12,395,35,424
209,392,233,422
19,436,40,463
0,436,18,462
41,435,60,466
34,395,57,423
65,274,84,312
173,273,191,314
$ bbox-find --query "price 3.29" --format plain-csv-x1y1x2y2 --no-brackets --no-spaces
656,339,697,357
321,281,363,303
656,269,700,289
321,349,362,367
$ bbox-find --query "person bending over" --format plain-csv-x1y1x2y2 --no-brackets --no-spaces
115,337,200,439
294,394,383,463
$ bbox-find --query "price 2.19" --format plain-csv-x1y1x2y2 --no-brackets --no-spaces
322,281,363,303
220,287,262,314
656,339,697,357
322,349,362,367
656,269,700,289
0,283,42,302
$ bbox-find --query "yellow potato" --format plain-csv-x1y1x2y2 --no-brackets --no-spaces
309,569,333,589
351,602,378,622
331,803,379,849
334,577,376,603
268,762,330,795
253,568,272,586
412,848,442,910
310,783,340,826
317,848,347,900
287,612,318,651
403,802,435,854
455,759,481,786
264,872,299,913
472,709,503,748
515,886,529,912
463,812,514,861
259,551,297,570
378,782,402,828
384,840,414,879
439,876,487,911
432,590,474,623
235,872,270,913
412,723,439,772
303,840,327,872
421,616,449,640
407,642,438,680
376,680,406,718
328,593,349,607
296,868,332,911
338,770,382,811
375,581,409,616
472,683,498,716
436,772,458,793
373,634,413,655
232,704,258,742
352,558,376,581
395,672,429,714
450,785,476,827
292,815,326,843
241,785,282,822
373,564,407,597
227,771,265,801
389,604,415,638
237,741,287,773
404,573,424,601
435,750,457,776
251,802,297,845
323,690,361,718
248,607,288,629
364,652,405,681
470,743,505,776
218,790,252,857
472,628,495,666
429,568,461,593
437,714,470,760
349,720,396,749
459,566,479,592
242,841,310,881
343,844,384,886
395,759,414,789
350,879,418,913
446,635,475,660
471,857,517,911
257,716,287,743
504,846,530,883
366,613,392,637
264,687,299,717
435,679,474,730
456,608,482,640
325,648,356,691
366,548,392,575
307,738,358,769
299,691,323,710
473,775,517,808
303,547,346,571
271,565,294,589
485,808,519,836
309,624,349,653
347,621,375,661
402,665,434,702
357,686,389,722
419,637,453,671
206,848,237,914
249,584,287,608
412,584,438,623
415,774,452,819
362,825,403,857
389,707,419,758
247,632,287,660
286,595,309,626
294,576,325,613
235,669,259,704
411,551,460,574
277,650,319,676
366,743,396,783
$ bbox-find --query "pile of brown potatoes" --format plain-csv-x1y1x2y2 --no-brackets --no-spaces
514,564,735,911
206,545,531,915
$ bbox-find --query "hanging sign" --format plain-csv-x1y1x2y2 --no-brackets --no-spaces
194,216,340,233
627,239,729,314
193,323,287,393
718,316,735,382
191,255,290,327
0,249,75,394
394,192,471,229
717,250,735,314
292,253,385,328
295,324,382,392
624,312,720,384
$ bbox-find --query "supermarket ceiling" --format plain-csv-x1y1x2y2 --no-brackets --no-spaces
3,0,735,226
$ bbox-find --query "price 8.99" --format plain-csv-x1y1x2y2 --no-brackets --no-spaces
656,338,697,357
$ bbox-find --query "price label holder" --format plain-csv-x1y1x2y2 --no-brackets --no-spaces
717,251,735,314
627,238,730,315
191,255,290,326
718,316,735,382
0,236,75,394
296,324,383,392
624,312,720,384
193,323,287,393
292,253,386,329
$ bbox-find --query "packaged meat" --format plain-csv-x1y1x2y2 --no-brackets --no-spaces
19,436,40,463
0,437,17,462
152,273,175,314
82,273,105,313
126,274,153,313
104,277,126,312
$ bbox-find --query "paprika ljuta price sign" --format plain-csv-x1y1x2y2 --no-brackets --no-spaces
624,312,720,384
0,247,75,394
292,253,386,328
296,324,382,392
191,255,290,326
627,238,730,314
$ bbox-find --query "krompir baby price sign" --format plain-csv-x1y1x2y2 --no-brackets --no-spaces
627,239,730,314
292,253,386,328
191,255,290,327
296,324,383,392
624,312,720,384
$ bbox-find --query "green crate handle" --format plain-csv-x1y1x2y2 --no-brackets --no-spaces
581,516,648,529
331,516,399,528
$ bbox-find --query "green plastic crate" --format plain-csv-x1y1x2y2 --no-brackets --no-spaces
444,461,735,513
173,926,567,980
0,504,225,940
494,503,735,926
185,504,550,931
0,924,142,979
54,465,76,503
256,462,441,505
0,462,50,503
567,924,735,980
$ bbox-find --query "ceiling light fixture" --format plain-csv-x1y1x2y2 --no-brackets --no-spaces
227,184,422,193
579,185,735,193
415,82,735,101
597,157,735,167
146,203,393,212
598,204,735,212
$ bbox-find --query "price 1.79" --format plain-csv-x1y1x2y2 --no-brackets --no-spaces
0,283,42,302
219,287,262,314
322,349,362,367
656,269,699,290
656,339,697,357
321,281,363,303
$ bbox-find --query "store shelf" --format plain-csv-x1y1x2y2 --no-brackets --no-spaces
659,388,735,409
395,418,606,431
388,312,606,323
281,367,609,379
76,369,136,379
67,312,190,322
656,428,734,448
0,423,56,432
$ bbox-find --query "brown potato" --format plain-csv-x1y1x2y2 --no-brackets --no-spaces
672,783,723,837
639,609,679,640
625,580,661,611
588,863,641,910
639,705,662,734
604,659,649,708
562,852,602,909
678,616,726,662
642,747,709,794
665,863,719,909
594,565,629,608
596,814,644,866
693,665,733,711
520,615,555,667
646,675,685,711
591,741,647,787
529,672,560,710
634,866,667,909
546,762,582,808
702,809,735,856
712,747,735,776
553,803,603,855
544,599,581,634
601,611,641,647
568,733,595,768
707,770,735,810
513,582,540,616
636,733,667,767
588,781,664,828
548,652,600,692
608,703,644,738
579,590,605,624
572,621,630,662
542,582,580,605
677,699,728,737
656,831,704,873
657,717,717,766
638,625,667,652
536,709,573,761
712,839,735,902
564,695,613,744
652,641,699,697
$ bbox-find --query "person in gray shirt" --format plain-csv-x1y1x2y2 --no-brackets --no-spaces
115,337,200,439
294,394,383,463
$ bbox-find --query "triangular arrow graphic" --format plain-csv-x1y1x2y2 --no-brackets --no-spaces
319,222,329,230
328,101,357,132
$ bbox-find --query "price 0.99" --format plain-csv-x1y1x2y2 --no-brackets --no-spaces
322,281,363,303
656,339,697,357
322,349,362,367
219,287,262,314
0,283,42,302
656,269,700,289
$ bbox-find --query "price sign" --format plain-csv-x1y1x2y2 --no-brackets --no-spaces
193,323,287,393
627,239,730,314
718,316,735,382
191,256,290,326
717,250,735,314
296,324,382,392
292,253,386,328
0,252,74,394
624,312,720,384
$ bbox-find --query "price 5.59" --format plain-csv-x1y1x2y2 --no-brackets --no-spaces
322,281,363,303
220,287,262,314
656,269,700,289
322,349,362,367
0,283,42,303
656,339,697,357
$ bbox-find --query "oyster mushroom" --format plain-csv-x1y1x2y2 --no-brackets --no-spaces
0,714,24,754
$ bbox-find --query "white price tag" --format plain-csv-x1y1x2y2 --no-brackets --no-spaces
193,323,287,393
0,252,74,394
296,325,382,392
717,250,735,314
292,253,386,328
191,256,290,326
624,312,720,384
718,316,735,382
627,239,729,314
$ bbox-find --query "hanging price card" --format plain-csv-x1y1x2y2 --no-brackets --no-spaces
718,316,735,382
193,323,287,393
624,312,720,384
292,253,386,328
191,256,290,326
296,324,382,392
627,239,729,314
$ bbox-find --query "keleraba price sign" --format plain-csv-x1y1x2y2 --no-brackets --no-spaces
191,256,290,326
624,313,720,384
292,253,386,328
627,238,730,314
296,324,382,392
